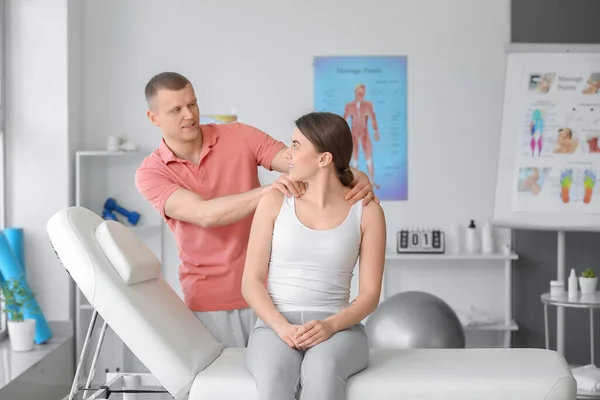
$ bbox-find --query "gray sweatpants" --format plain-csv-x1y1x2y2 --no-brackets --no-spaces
194,307,257,347
245,311,369,400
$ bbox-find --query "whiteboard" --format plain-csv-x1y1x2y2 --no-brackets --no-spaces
493,44,600,231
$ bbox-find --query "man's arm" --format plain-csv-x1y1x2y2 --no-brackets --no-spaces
269,147,290,174
135,164,271,229
242,122,377,204
164,186,270,228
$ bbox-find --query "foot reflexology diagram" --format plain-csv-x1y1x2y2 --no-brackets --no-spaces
512,67,600,214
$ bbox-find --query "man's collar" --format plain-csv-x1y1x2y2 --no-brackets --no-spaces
158,125,217,164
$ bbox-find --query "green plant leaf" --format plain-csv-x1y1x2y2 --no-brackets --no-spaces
582,268,597,278
1,277,38,322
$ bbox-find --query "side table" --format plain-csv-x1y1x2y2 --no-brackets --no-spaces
541,291,600,399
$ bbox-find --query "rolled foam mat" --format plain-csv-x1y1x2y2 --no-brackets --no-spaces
3,228,25,277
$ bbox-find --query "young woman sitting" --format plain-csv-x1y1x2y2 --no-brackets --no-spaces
241,111,386,400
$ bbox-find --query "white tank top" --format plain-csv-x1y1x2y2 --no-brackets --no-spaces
267,195,363,313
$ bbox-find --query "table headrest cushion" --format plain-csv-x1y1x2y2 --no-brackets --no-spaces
95,221,161,285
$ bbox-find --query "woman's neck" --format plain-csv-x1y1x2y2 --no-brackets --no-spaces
302,171,349,208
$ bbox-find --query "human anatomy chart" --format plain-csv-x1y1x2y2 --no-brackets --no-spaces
512,65,600,214
313,56,408,201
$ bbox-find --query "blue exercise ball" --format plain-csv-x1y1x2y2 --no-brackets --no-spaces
365,291,465,349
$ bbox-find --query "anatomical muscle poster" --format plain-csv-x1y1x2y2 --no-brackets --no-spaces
313,56,408,201
511,60,600,214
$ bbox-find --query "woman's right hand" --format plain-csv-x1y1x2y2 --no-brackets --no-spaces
274,323,301,349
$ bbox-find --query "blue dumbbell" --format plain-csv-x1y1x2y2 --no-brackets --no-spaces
103,198,141,226
102,208,118,221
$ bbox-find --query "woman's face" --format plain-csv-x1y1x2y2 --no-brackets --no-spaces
284,128,324,182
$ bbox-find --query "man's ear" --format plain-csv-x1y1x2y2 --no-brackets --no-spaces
147,110,160,127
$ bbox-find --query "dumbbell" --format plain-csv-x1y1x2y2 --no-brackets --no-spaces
102,208,118,221
103,198,141,226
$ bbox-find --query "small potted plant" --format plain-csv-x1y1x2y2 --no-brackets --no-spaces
579,268,598,295
1,277,37,352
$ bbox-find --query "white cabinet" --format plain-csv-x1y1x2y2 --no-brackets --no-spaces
74,150,163,383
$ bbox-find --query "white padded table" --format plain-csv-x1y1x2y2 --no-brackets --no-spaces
47,207,577,400
191,347,575,400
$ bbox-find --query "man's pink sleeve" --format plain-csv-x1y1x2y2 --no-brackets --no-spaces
238,123,286,171
135,163,181,221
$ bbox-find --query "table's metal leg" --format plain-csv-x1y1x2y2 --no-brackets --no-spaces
590,308,595,366
83,321,108,399
544,304,549,350
69,309,99,400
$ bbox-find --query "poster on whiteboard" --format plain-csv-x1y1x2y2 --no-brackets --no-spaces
511,62,600,214
313,56,408,201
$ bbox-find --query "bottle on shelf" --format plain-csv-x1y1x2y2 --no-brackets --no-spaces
465,219,480,253
568,268,578,299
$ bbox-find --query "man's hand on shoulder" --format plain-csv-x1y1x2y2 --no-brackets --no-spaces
270,173,307,198
345,168,379,206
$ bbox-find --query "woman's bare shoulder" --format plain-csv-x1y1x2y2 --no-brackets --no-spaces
257,189,286,218
361,201,386,228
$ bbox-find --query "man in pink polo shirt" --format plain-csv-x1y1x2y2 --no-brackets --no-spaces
135,72,377,347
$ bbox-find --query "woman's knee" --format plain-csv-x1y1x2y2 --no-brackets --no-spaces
301,328,369,381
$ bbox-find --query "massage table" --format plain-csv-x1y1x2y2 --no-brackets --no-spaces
47,207,577,399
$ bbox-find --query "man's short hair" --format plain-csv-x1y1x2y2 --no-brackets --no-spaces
145,72,191,107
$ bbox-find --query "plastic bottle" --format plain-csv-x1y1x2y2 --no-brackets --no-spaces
481,220,494,254
568,269,578,299
465,220,479,253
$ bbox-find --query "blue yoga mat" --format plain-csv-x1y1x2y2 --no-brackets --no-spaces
3,228,24,277
0,231,52,344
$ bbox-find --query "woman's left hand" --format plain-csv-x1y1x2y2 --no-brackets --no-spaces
294,319,336,349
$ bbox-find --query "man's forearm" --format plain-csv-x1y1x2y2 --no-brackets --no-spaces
196,186,270,228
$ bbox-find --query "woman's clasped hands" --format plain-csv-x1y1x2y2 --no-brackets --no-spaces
275,319,336,350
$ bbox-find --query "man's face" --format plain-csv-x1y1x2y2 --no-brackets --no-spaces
147,84,200,143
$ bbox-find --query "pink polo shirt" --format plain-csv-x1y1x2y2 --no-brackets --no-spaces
135,122,286,312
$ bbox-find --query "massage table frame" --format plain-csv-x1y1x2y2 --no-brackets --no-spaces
64,308,171,400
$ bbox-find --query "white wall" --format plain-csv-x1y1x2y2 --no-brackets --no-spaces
5,0,72,321
3,0,512,333
80,0,512,319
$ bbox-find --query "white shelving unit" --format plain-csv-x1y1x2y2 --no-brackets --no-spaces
74,150,163,383
382,251,519,348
